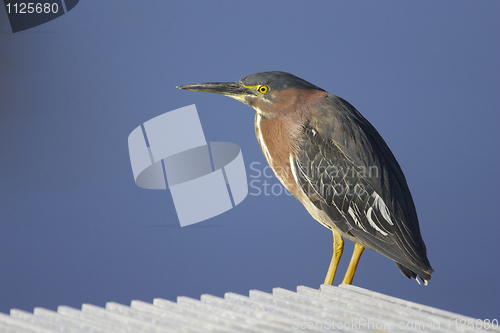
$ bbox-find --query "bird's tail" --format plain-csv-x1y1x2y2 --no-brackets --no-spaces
395,262,433,285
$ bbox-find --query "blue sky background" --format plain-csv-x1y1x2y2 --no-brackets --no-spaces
1,0,499,321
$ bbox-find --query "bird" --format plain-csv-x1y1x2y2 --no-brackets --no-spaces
177,71,433,286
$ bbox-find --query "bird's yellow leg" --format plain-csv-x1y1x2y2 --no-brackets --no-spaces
324,230,344,285
342,243,365,285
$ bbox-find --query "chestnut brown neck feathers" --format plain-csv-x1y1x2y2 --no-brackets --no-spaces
253,88,328,196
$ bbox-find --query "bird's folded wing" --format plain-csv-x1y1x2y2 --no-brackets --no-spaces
291,95,433,279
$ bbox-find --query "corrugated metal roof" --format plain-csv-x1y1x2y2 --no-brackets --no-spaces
0,284,495,332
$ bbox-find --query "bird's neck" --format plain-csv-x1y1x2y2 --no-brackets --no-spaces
253,89,329,195
254,112,302,192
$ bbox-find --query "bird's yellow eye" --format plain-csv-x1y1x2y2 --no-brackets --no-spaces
258,85,269,94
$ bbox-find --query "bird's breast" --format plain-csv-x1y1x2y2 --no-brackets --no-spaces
254,113,328,221
255,113,299,193
254,111,345,231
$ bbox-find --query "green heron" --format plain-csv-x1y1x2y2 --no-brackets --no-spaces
178,71,433,285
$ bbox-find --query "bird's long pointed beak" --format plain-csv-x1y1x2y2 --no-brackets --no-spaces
177,81,255,99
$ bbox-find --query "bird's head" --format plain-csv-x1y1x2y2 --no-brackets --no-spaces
177,71,326,118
